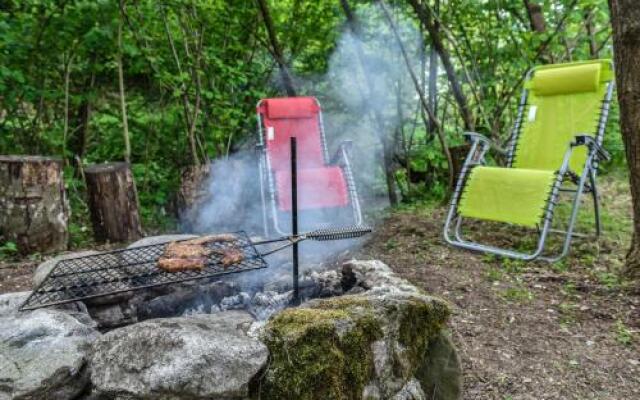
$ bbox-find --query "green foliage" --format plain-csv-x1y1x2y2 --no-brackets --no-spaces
0,0,624,244
0,241,18,259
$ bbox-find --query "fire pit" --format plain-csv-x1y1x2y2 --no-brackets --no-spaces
21,226,372,312
1,140,461,399
1,255,461,400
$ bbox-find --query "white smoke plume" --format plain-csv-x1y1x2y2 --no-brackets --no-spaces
183,6,424,266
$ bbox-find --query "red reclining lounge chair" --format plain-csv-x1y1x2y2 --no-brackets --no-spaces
257,96,362,235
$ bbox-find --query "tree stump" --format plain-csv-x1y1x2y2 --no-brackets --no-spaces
0,156,69,254
84,162,142,243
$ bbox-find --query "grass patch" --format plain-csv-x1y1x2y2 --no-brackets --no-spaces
500,258,526,274
485,267,504,283
595,271,621,289
550,260,569,273
499,286,534,303
613,320,634,346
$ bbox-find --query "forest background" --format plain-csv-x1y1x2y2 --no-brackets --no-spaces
0,0,620,248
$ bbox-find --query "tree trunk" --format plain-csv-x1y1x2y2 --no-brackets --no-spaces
379,1,454,190
609,0,640,280
70,70,96,170
84,162,142,243
407,0,475,132
117,0,131,164
0,156,68,254
256,0,296,96
426,0,440,184
584,9,599,58
524,0,546,33
427,45,439,134
62,51,74,164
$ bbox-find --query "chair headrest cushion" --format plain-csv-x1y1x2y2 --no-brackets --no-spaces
265,97,319,119
532,63,601,96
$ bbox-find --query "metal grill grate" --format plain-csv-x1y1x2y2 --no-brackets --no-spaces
20,232,266,311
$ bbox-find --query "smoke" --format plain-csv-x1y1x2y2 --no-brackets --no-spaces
183,6,423,266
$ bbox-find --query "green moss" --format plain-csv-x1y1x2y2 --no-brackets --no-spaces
257,305,382,400
397,297,450,371
252,294,452,400
311,295,372,311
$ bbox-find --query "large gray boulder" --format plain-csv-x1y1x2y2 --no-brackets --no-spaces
254,259,462,400
90,310,268,400
0,308,99,400
0,291,30,316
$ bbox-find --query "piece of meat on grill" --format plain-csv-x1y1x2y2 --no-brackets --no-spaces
157,233,241,273
163,242,212,259
157,257,207,272
219,248,244,266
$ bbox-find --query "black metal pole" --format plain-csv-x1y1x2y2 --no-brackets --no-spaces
290,137,300,305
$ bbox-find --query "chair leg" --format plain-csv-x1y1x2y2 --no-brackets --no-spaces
589,170,601,237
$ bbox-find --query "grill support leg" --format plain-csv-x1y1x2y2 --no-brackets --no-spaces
291,137,300,305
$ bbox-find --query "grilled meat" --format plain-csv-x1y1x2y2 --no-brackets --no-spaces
158,233,242,272
157,257,206,272
163,242,212,259
220,249,244,266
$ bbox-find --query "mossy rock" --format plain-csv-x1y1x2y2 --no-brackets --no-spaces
253,293,454,400
416,330,463,400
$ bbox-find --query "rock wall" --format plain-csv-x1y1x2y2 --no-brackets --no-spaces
2,258,461,400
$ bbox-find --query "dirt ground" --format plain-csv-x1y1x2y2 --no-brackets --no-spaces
362,176,640,400
1,177,638,399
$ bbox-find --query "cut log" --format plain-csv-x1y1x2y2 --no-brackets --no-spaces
84,162,142,243
0,155,69,254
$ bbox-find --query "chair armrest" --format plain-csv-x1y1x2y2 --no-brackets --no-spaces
573,135,611,162
463,132,507,155
463,131,491,145
330,140,353,165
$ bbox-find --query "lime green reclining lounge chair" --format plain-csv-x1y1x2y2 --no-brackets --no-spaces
444,60,615,261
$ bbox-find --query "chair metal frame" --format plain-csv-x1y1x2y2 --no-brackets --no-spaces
256,98,363,236
444,63,615,262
